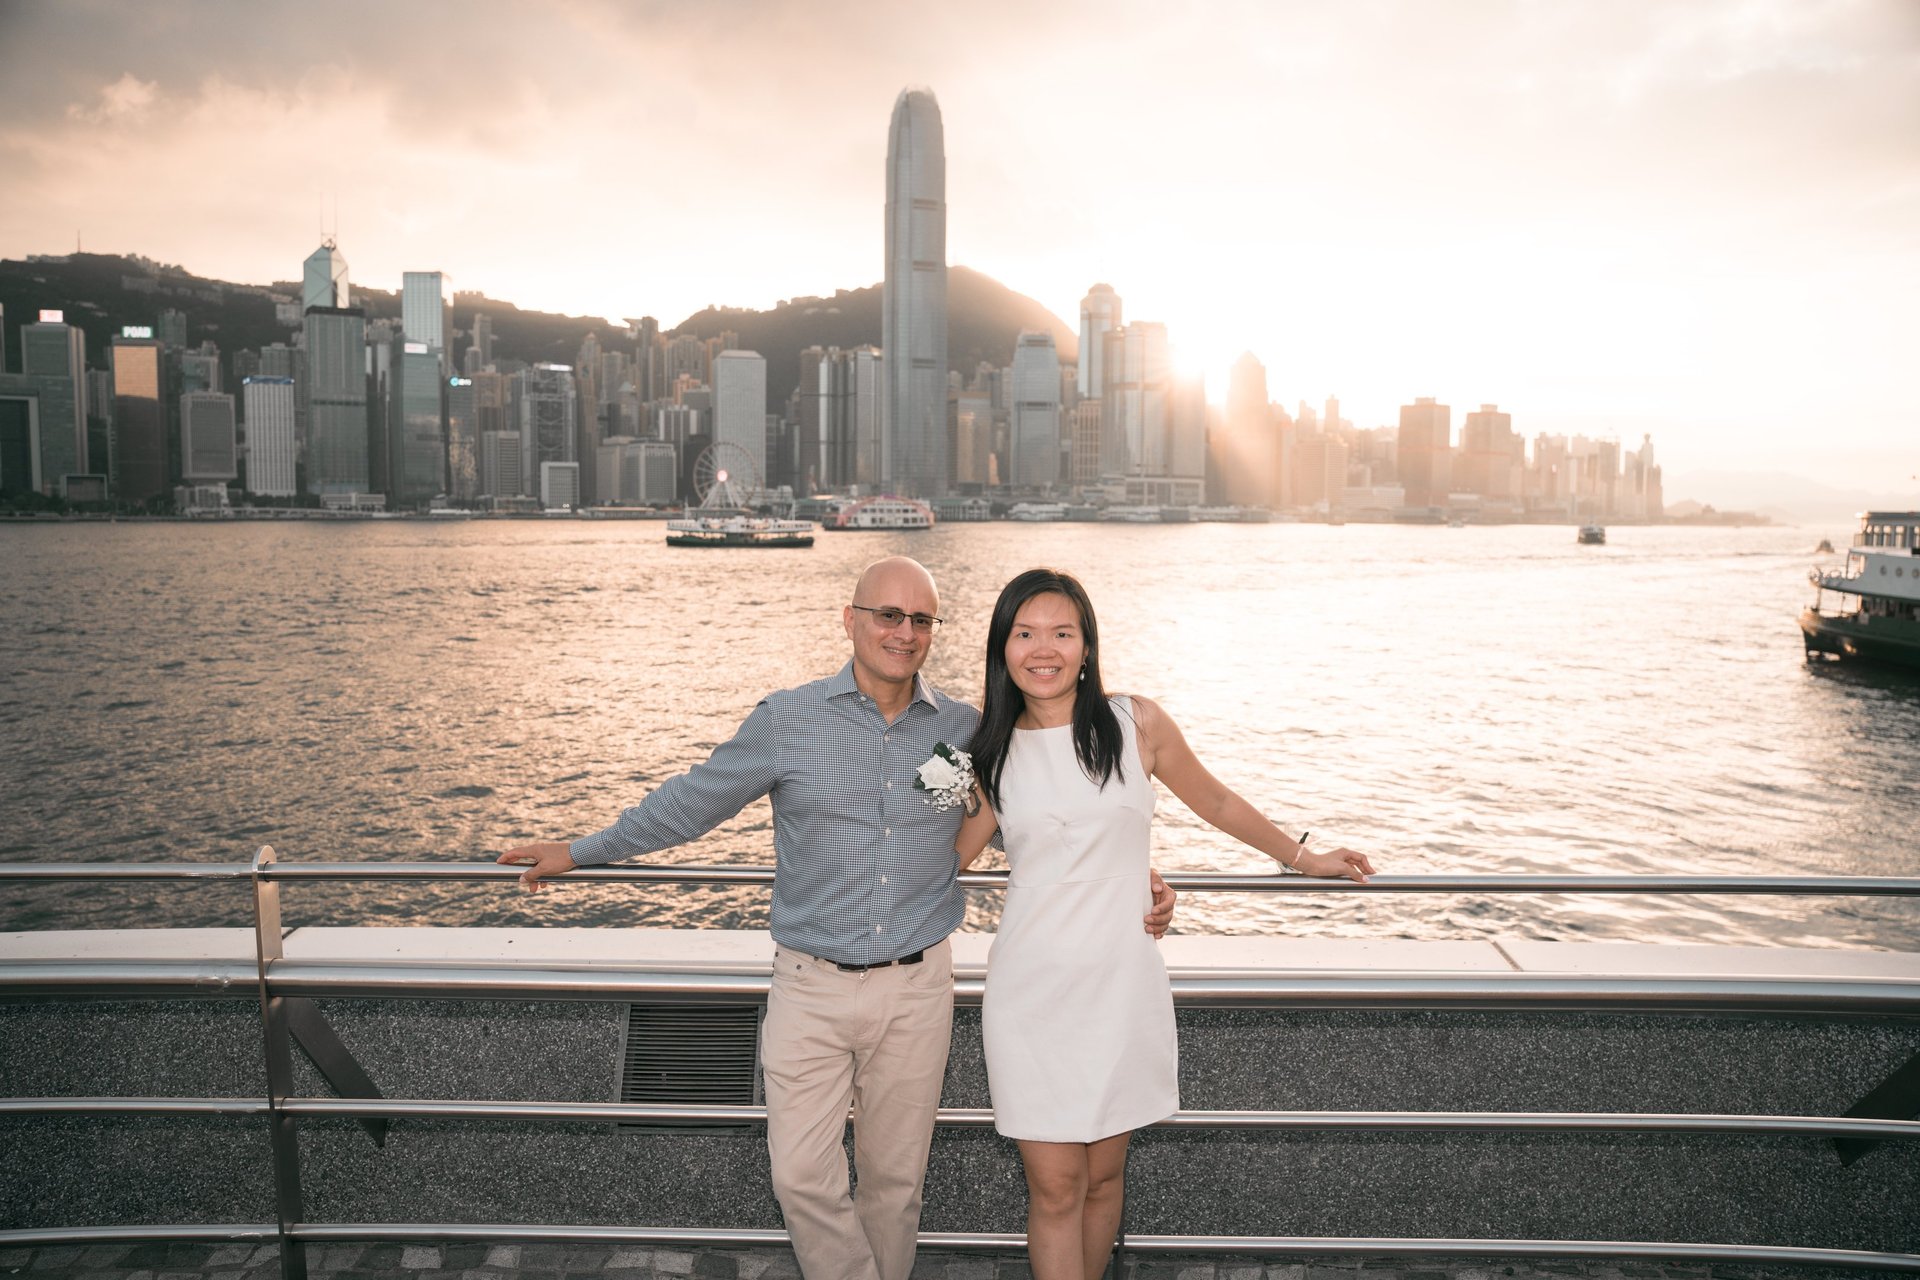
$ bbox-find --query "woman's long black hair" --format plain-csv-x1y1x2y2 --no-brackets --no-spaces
969,567,1125,811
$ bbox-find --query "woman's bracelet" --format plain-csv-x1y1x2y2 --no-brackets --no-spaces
1286,831,1311,870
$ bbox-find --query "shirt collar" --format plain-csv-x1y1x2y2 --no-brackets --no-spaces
825,660,942,712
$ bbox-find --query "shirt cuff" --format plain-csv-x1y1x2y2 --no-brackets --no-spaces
569,829,621,867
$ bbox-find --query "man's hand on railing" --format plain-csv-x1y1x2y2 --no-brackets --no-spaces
498,842,578,892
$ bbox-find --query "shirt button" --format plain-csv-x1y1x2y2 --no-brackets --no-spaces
885,781,893,790
883,827,891,836
881,876,889,884
876,925,886,933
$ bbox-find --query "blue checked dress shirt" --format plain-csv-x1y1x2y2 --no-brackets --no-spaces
570,661,981,967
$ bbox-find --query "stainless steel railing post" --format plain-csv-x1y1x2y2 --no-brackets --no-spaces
251,846,306,1280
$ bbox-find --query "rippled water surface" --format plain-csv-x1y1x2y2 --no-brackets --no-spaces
2,518,1915,949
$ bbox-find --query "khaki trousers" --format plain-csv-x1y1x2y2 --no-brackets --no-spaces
762,938,954,1280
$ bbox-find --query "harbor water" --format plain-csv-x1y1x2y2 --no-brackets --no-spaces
2,518,1914,949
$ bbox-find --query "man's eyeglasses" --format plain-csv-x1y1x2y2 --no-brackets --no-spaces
851,604,944,633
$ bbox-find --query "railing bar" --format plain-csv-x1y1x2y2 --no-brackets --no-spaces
0,1225,280,1246
0,1097,271,1116
1120,1236,1920,1271
268,1097,1920,1138
5,863,1919,897
5,1223,1914,1272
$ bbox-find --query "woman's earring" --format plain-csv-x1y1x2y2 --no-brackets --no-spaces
1078,663,1087,683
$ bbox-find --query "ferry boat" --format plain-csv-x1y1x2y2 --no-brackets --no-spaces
665,514,815,548
1099,505,1162,523
1006,502,1067,522
1577,524,1606,545
823,496,936,531
1801,510,1920,668
1191,506,1272,523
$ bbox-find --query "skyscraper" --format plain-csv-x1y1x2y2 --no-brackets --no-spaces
401,272,449,361
21,314,87,486
109,335,168,506
304,306,370,496
1397,397,1452,509
514,364,577,498
242,376,297,497
1009,331,1061,490
882,87,948,497
1216,352,1274,507
713,350,768,489
179,391,238,484
1077,285,1122,401
303,240,349,311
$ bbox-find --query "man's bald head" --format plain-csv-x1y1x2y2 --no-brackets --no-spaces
852,557,939,612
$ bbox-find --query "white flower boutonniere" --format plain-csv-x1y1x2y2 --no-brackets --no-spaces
914,742,979,814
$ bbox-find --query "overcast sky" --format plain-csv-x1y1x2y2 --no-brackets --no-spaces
1,0,1915,490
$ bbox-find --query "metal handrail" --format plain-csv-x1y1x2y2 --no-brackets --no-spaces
10,1095,1913,1139
6,860,1919,896
2,1224,1916,1275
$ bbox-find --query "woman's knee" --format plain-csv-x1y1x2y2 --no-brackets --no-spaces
1022,1160,1089,1217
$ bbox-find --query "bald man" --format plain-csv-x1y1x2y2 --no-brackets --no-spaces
503,557,1174,1280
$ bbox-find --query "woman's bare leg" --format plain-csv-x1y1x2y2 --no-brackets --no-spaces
1079,1132,1131,1280
1016,1140,1090,1280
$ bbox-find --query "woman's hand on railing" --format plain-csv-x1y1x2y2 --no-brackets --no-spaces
497,842,578,892
1295,846,1374,884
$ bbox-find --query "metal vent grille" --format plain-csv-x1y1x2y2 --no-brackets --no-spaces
616,1003,764,1131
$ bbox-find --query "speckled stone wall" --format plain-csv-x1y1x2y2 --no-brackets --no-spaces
3,998,1915,1255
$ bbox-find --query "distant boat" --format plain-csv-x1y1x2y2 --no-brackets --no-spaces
1801,511,1920,668
1099,505,1161,523
824,496,935,531
1578,524,1606,545
1007,502,1067,522
1191,506,1272,524
665,514,814,548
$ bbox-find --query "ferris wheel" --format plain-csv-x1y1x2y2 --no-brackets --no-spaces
693,443,761,510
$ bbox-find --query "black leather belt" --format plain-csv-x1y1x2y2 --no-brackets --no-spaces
835,949,925,973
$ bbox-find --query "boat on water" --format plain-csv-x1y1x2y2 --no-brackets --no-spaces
1801,510,1920,668
1007,502,1067,522
665,513,815,548
1189,506,1272,523
823,495,936,531
1577,524,1606,545
1099,505,1162,523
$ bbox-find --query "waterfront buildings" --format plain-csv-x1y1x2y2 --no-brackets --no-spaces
540,460,580,510
447,376,478,502
242,376,297,497
882,88,949,498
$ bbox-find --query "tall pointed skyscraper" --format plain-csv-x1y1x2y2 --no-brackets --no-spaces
882,88,948,497
303,240,349,311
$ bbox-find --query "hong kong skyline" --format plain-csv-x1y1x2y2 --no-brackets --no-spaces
0,0,1915,493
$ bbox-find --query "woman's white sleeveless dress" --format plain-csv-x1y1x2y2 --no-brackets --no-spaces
982,696,1179,1142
